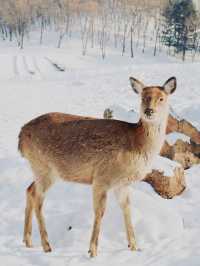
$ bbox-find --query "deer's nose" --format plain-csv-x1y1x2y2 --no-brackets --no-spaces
145,108,154,116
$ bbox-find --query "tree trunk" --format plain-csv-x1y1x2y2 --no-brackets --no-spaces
20,24,25,49
130,26,134,58
40,16,44,45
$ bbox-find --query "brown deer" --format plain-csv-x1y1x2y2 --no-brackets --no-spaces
18,76,176,257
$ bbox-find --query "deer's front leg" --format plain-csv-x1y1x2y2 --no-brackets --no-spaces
89,184,107,257
114,185,137,251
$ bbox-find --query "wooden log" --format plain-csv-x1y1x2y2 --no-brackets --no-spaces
173,151,200,170
167,114,200,144
160,140,173,159
161,139,200,169
191,141,200,157
145,158,186,199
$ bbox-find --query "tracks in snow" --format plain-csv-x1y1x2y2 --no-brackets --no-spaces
12,55,67,80
13,55,43,79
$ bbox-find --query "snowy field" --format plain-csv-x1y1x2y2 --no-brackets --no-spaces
1,38,200,266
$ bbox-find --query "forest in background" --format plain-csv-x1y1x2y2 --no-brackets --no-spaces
0,0,199,60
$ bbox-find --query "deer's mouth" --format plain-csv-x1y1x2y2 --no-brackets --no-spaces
143,108,155,120
142,112,158,122
144,113,155,120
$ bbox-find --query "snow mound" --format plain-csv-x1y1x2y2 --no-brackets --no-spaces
152,156,181,176
166,132,190,145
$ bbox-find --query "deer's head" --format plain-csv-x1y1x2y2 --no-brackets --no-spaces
130,77,176,123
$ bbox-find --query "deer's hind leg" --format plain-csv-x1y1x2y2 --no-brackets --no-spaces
23,181,34,248
24,164,55,252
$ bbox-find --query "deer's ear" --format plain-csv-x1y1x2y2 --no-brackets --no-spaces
129,77,145,94
163,77,176,94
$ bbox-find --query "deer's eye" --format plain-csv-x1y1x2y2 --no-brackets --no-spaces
159,97,164,102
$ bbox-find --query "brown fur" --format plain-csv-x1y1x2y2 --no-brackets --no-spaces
19,112,165,186
19,77,176,256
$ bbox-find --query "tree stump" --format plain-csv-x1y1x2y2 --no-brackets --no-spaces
145,157,186,199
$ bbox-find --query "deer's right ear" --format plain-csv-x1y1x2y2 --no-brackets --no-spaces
129,77,145,94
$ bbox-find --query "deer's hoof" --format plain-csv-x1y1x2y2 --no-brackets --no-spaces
88,248,97,257
23,238,33,248
43,242,52,253
128,243,137,251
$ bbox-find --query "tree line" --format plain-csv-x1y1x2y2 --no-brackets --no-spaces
0,0,199,61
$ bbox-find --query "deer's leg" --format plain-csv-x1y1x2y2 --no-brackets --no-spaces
89,185,107,257
24,174,54,252
33,177,53,252
23,182,34,247
114,186,137,251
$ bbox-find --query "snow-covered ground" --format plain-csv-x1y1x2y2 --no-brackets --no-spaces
1,38,200,266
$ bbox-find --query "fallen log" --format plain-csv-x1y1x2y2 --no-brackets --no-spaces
161,139,200,169
173,151,200,170
145,158,185,199
167,114,200,144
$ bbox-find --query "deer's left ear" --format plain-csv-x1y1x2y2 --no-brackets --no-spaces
163,77,176,94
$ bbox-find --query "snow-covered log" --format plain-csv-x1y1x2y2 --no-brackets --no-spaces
161,139,200,169
167,114,200,144
145,157,186,199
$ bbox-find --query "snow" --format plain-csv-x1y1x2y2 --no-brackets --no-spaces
1,38,200,265
105,104,140,123
152,156,181,176
166,132,190,145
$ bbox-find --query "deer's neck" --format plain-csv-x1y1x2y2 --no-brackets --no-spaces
135,114,168,155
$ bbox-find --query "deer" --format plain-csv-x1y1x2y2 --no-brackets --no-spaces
18,76,176,257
